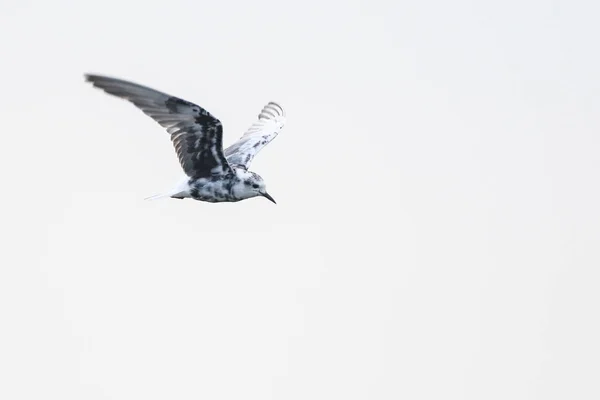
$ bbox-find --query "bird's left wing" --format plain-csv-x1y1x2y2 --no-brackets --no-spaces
85,74,232,179
224,102,286,169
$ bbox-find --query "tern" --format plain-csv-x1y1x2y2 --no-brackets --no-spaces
85,74,286,204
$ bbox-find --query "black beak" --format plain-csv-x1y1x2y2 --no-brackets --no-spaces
262,192,277,204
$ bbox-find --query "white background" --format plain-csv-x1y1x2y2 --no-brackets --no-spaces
0,0,599,399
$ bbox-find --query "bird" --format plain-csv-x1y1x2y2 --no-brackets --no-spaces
85,74,286,204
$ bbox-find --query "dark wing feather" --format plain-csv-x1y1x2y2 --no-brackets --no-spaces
85,74,231,179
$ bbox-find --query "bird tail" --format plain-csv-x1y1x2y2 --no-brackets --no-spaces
144,177,190,201
144,192,174,201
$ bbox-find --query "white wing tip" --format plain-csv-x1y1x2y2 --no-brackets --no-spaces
259,102,285,120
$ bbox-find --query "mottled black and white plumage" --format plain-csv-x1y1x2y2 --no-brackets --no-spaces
85,74,286,204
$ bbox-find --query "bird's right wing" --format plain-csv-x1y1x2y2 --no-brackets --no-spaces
224,102,286,169
85,74,232,179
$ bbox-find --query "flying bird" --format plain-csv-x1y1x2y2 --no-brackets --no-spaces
85,74,286,204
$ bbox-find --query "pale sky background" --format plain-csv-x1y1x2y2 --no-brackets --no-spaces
1,0,599,399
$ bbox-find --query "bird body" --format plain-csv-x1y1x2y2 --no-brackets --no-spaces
159,168,272,203
85,74,285,204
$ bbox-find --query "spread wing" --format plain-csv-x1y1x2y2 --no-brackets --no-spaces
85,74,232,179
224,102,286,169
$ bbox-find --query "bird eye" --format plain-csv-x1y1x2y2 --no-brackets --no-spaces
252,184,259,189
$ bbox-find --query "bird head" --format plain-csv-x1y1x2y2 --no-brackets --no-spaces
235,171,276,204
